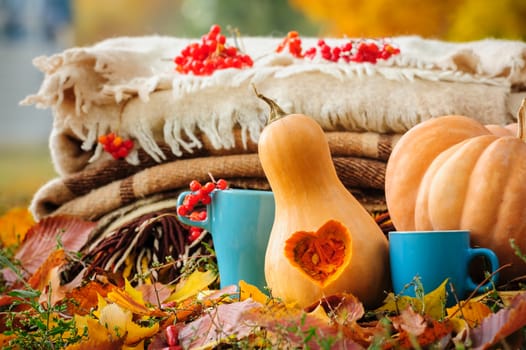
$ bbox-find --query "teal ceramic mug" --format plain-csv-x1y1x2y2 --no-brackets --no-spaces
177,189,275,291
389,230,499,306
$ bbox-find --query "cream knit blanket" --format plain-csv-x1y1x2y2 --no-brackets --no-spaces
21,35,526,176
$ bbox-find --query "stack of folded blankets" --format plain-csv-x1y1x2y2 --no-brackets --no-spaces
22,33,526,283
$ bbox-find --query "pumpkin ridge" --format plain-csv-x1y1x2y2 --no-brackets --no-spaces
426,135,498,229
472,138,526,252
460,137,514,237
386,115,490,230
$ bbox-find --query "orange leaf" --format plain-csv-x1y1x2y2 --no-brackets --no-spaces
447,299,492,330
27,249,67,291
62,280,116,316
0,332,15,347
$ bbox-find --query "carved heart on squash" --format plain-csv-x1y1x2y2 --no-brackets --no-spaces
284,220,351,286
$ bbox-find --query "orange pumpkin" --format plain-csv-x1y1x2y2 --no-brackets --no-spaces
256,90,389,308
385,100,526,281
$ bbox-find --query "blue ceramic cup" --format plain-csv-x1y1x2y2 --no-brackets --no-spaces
389,230,499,306
177,189,275,291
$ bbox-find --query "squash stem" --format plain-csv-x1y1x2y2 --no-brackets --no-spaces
253,84,288,124
518,98,526,142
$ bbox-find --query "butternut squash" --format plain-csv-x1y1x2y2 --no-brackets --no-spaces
256,90,389,308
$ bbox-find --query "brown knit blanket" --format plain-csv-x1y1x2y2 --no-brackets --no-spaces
31,131,399,220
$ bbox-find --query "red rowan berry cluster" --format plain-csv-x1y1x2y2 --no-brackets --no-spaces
174,24,253,76
177,178,228,242
276,31,401,64
276,31,303,57
98,132,134,160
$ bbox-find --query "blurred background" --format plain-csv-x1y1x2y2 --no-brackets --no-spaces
0,0,525,213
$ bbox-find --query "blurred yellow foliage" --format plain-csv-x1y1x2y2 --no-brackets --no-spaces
0,207,34,248
73,0,180,45
289,0,526,41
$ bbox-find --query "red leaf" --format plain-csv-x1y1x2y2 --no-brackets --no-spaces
178,299,261,349
3,215,95,283
136,282,171,306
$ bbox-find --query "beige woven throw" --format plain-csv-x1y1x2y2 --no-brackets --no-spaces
22,35,526,177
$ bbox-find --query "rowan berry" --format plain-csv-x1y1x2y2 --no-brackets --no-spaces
174,24,253,76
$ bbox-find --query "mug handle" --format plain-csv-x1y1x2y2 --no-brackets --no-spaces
466,247,500,292
176,191,211,231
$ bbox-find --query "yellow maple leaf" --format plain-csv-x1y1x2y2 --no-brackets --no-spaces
165,269,217,303
239,280,270,304
376,279,448,320
65,314,124,350
97,302,159,346
498,290,524,307
68,295,159,350
422,279,448,319
93,293,108,319
99,303,129,339
0,207,34,248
